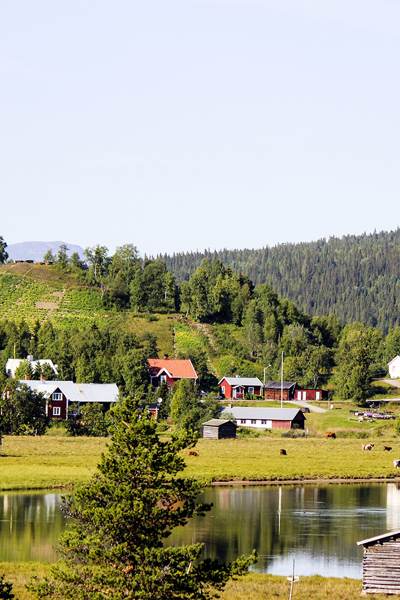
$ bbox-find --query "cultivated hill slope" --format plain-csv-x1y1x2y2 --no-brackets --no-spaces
0,263,263,379
161,229,400,333
0,263,109,330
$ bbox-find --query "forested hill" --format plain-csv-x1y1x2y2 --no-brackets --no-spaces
160,229,400,333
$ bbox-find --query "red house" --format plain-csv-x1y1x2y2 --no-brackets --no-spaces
148,357,198,388
18,380,119,419
219,377,263,399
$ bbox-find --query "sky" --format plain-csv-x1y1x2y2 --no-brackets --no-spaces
1,0,400,257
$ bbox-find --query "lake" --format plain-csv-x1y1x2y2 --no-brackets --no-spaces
2,483,400,578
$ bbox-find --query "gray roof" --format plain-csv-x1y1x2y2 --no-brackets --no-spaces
18,380,119,403
218,377,262,387
203,419,236,427
220,407,304,421
357,530,400,546
264,381,297,390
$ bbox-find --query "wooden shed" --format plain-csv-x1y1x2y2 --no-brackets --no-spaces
357,530,400,594
202,419,237,440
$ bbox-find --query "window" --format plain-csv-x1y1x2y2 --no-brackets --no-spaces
261,420,267,424
240,419,246,424
248,387,254,395
221,386,225,395
53,407,61,416
52,393,62,401
160,375,167,384
251,420,256,424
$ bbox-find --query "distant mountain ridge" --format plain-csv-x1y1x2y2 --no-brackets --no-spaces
7,241,85,262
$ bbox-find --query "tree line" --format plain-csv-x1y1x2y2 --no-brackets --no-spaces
160,228,400,333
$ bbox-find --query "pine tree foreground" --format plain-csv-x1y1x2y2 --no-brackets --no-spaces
29,397,256,599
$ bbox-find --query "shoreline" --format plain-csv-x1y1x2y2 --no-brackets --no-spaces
3,476,400,493
211,476,400,486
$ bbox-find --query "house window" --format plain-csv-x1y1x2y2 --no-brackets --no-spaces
240,419,246,424
221,386,225,395
160,375,167,384
53,407,61,416
261,420,267,424
251,420,256,424
52,393,62,401
248,387,254,395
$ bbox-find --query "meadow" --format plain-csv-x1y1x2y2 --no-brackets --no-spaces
2,431,400,490
0,565,390,600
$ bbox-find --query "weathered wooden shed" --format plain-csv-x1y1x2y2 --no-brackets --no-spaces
202,419,237,440
357,530,400,595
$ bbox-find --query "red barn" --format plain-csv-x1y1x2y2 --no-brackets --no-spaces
148,357,197,388
295,389,328,401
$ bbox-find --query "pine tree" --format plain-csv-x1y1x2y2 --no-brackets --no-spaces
29,397,256,599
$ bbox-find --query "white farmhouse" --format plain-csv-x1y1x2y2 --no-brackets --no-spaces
388,356,400,379
5,355,58,378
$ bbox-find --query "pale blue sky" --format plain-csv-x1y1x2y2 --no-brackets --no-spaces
1,0,400,256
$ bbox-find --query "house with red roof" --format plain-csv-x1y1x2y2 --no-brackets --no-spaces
148,356,198,388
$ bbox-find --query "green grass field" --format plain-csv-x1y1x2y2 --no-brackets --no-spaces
0,565,390,600
2,433,400,490
0,436,106,490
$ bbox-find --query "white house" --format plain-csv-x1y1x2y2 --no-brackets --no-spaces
388,356,400,379
5,355,58,378
220,406,305,430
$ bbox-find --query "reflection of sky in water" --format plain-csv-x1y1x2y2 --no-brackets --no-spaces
386,483,400,531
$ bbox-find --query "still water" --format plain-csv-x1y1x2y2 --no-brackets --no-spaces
1,484,400,578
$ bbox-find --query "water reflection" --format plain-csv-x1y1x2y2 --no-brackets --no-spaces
167,484,393,578
0,483,398,578
0,491,67,562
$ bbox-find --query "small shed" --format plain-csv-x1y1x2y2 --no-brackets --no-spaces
203,419,237,440
357,529,400,595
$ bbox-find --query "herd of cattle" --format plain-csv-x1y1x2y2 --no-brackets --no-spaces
327,432,400,468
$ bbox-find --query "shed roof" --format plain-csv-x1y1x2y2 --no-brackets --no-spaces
148,359,197,380
357,530,400,546
220,407,304,421
264,381,297,390
203,419,236,427
218,377,262,386
18,380,119,403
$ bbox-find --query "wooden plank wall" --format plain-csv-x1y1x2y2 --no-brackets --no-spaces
362,540,400,594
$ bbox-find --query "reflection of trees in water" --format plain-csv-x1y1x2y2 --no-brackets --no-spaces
0,492,67,562
167,484,390,572
0,485,393,570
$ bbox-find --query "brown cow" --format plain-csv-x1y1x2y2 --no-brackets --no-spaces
280,449,287,455
188,451,199,457
326,432,336,439
384,446,392,451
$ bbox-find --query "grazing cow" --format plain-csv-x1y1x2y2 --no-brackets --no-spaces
384,446,392,451
188,451,199,457
362,444,373,451
326,432,336,439
394,460,400,469
280,449,287,455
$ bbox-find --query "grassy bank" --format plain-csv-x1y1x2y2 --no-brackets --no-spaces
0,436,106,490
2,434,400,490
0,566,390,600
